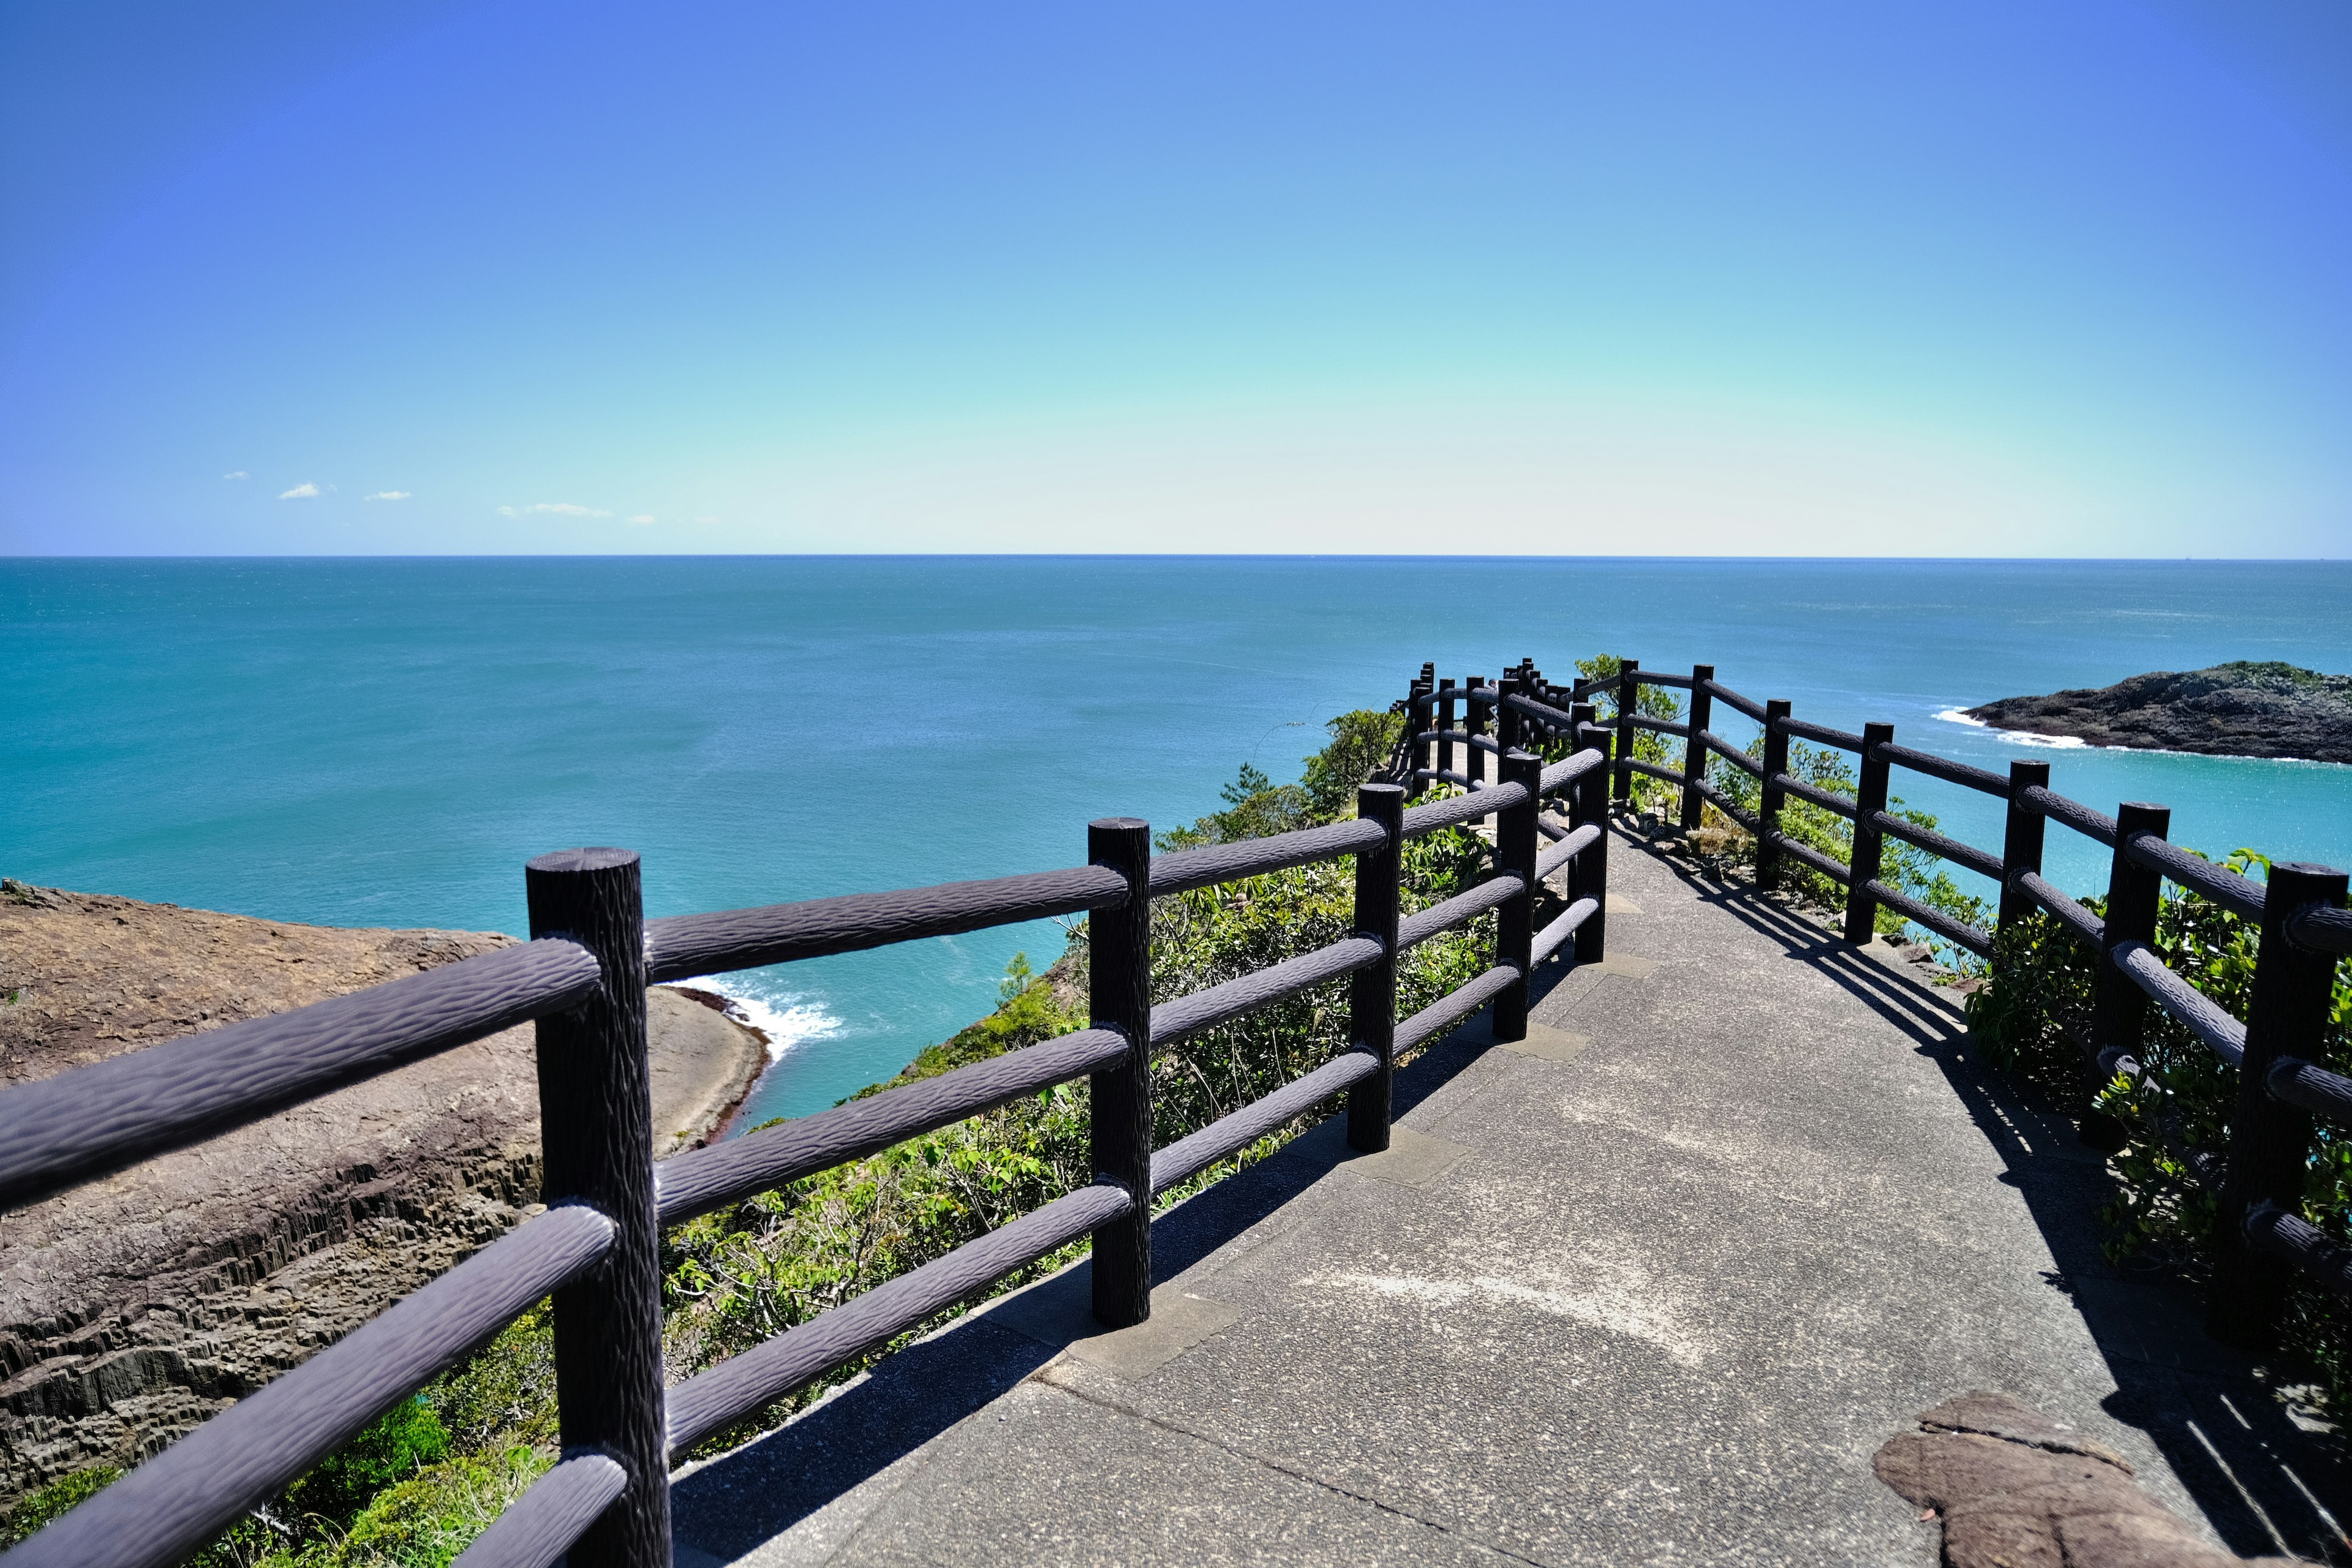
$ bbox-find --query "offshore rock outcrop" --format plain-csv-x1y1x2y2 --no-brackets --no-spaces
0,882,766,1504
1964,662,2352,764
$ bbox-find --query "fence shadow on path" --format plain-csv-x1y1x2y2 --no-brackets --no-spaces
668,1008,1512,1562
1650,842,2352,1565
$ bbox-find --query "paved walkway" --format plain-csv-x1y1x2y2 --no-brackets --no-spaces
672,826,2350,1566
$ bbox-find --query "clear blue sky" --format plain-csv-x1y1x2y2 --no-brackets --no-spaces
5,1,2350,556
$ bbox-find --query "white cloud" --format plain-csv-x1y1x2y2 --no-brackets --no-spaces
278,482,320,499
364,491,412,501
627,514,655,526
496,502,611,518
223,470,249,480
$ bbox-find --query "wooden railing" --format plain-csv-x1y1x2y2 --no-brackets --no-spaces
0,742,1611,1568
1401,657,2352,1354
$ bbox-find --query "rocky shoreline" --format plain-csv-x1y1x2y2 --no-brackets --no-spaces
1963,661,2352,764
0,883,767,1505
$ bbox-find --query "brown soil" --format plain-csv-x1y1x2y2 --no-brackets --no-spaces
0,882,766,1502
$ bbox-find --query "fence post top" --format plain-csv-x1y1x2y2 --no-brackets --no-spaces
2271,861,2349,889
1863,721,1895,741
526,847,638,875
2009,758,2051,783
1358,781,1404,799
1088,817,1148,834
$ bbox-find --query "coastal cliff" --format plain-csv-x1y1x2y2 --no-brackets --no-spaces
0,883,767,1504
1964,661,2352,764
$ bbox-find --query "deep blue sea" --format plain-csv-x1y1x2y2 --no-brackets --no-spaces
6,557,2348,1124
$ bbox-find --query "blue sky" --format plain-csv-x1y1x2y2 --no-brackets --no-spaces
5,1,2350,557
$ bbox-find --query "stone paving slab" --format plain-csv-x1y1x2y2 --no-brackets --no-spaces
672,826,2351,1567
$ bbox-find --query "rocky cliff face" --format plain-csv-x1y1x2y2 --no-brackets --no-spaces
0,883,766,1504
1964,662,2352,764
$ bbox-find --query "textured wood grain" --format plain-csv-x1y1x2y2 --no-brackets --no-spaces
1148,816,1387,897
654,1027,1128,1225
449,1453,628,1568
1775,714,1866,753
0,938,598,1212
2121,830,2269,921
2021,785,2120,848
1871,809,2002,882
1531,898,1600,967
1147,936,1384,1050
1,1205,612,1568
1700,677,1768,722
2245,1204,2352,1302
1394,964,1518,1055
1396,875,1523,952
1170,1050,1380,1194
1087,820,1155,1330
526,848,668,1568
1875,740,2009,797
643,864,1129,982
662,1182,1133,1457
1866,880,1992,959
1538,748,1604,794
2294,903,2352,956
2016,870,2106,950
1345,786,1403,1153
1536,824,1602,883
1400,779,1530,840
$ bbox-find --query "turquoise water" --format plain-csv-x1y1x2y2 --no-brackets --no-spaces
5,557,2348,1123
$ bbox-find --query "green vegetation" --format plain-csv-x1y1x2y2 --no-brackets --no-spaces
1968,860,2352,1412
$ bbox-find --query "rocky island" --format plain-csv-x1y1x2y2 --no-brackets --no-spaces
0,882,769,1505
1964,661,2352,764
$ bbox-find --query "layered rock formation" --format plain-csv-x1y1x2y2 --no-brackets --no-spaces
1965,662,2352,763
0,882,766,1504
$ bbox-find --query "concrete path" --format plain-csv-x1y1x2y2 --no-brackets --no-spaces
671,826,2351,1566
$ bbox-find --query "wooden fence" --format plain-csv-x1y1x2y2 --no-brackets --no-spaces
0,731,1612,1568
1401,656,2352,1354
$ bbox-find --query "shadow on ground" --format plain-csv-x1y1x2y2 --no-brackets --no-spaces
1648,840,2352,1564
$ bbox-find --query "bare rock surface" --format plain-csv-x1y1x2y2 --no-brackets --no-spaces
1964,662,2352,763
0,882,767,1502
1875,1393,2293,1568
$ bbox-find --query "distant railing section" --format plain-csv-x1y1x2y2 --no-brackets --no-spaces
1396,655,2352,1354
0,723,1612,1568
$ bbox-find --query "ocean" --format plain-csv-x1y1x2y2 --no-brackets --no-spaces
6,557,2348,1124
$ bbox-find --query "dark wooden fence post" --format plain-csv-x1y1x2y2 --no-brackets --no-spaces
1347,784,1405,1153
1496,674,1521,756
1437,679,1456,786
1679,665,1714,833
1997,759,2052,938
1406,685,1433,800
524,849,668,1568
1844,723,1895,944
1494,750,1540,1042
1088,817,1153,1329
1467,677,1488,792
2208,860,2351,1348
1570,701,1608,963
1611,660,1640,805
1757,700,1792,891
2094,804,2169,1071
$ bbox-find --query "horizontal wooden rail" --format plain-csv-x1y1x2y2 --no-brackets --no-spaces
1629,715,1692,738
1698,731,1764,777
664,1183,1131,1458
2111,940,2247,1066
1531,897,1600,965
1624,757,1685,786
1395,963,1521,1054
2245,1203,2352,1302
1701,678,1767,722
1770,832,1852,886
1148,816,1388,897
2294,904,2352,956
1537,823,1603,881
1774,714,1866,752
450,1453,629,1568
1690,778,1759,832
2015,870,2106,951
1148,936,1385,1049
2267,1057,2352,1127
655,1028,1130,1226
1771,771,1856,819
646,866,1129,982
1628,670,1695,690
1503,690,1580,732
1397,876,1523,951
1150,1050,1380,1195
2019,785,2119,848
0,938,600,1212
1539,750,1605,793
1863,880,1991,957
1872,741,2007,797
1401,779,1532,838
2119,831,2267,921
1869,810,2003,882
7,1204,616,1568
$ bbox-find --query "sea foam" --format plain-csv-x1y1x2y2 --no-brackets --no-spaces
669,977,843,1063
1933,708,2088,748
